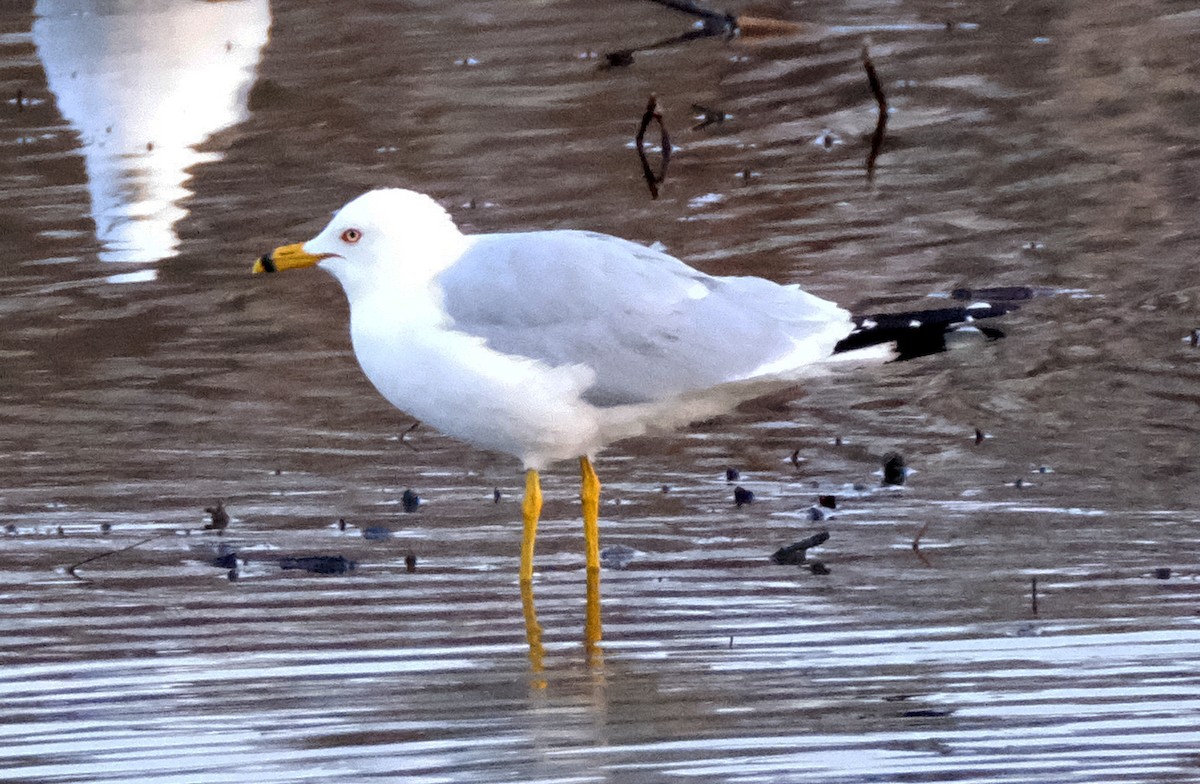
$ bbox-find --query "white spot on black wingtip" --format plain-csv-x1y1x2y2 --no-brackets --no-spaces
908,319,922,328
862,318,878,329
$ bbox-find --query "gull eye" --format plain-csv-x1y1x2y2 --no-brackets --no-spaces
340,228,362,244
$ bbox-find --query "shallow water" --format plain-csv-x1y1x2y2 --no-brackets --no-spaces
2,0,1200,781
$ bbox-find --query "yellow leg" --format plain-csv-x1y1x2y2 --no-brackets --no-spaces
580,457,601,573
520,579,547,687
585,562,603,655
580,457,603,648
520,469,542,583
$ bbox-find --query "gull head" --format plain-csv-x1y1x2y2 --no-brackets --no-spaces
253,188,468,298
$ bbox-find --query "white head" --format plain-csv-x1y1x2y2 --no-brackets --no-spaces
254,188,470,302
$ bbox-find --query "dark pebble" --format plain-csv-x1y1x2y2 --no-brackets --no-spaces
493,488,501,503
4,523,16,535
733,486,754,507
809,560,830,575
338,518,347,531
600,544,637,570
100,522,111,534
1153,567,1171,580
603,50,634,68
401,489,420,513
817,495,837,510
362,526,393,541
279,555,356,574
211,551,238,569
405,552,417,573
974,428,985,445
725,467,740,482
882,452,906,486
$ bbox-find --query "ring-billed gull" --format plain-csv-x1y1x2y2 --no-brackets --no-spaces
252,188,1002,587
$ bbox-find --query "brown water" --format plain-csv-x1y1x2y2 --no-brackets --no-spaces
3,0,1200,781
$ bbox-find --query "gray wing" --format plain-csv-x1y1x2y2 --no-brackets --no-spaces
435,230,851,406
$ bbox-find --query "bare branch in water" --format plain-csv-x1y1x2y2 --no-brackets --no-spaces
635,95,672,199
862,41,889,181
66,533,172,581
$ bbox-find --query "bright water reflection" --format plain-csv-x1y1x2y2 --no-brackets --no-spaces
32,0,269,267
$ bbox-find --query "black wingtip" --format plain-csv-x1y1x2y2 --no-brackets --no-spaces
257,254,277,273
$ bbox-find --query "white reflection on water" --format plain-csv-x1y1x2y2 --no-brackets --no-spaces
32,0,270,266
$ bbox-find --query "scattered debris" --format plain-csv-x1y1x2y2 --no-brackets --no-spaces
338,518,348,531
204,502,230,532
882,452,906,486
210,546,238,570
771,530,830,565
16,88,23,112
808,560,830,575
405,552,418,572
493,487,502,503
362,526,394,541
1153,567,1172,580
975,427,985,445
691,103,730,130
635,94,671,199
733,486,754,507
600,544,638,570
401,489,420,513
1031,576,1039,615
279,555,356,575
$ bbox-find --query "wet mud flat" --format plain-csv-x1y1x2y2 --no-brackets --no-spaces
3,0,1200,781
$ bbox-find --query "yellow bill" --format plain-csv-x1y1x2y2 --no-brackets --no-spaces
252,242,327,274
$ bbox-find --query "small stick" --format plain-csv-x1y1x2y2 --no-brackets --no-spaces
635,95,671,199
400,420,420,451
911,520,930,551
1031,576,1039,615
67,533,171,580
641,0,734,30
862,42,889,181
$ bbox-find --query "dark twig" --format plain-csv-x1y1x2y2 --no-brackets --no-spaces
1031,576,1039,615
67,533,172,581
635,95,671,199
912,520,930,551
640,0,735,32
691,103,729,130
862,42,889,181
400,420,420,451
